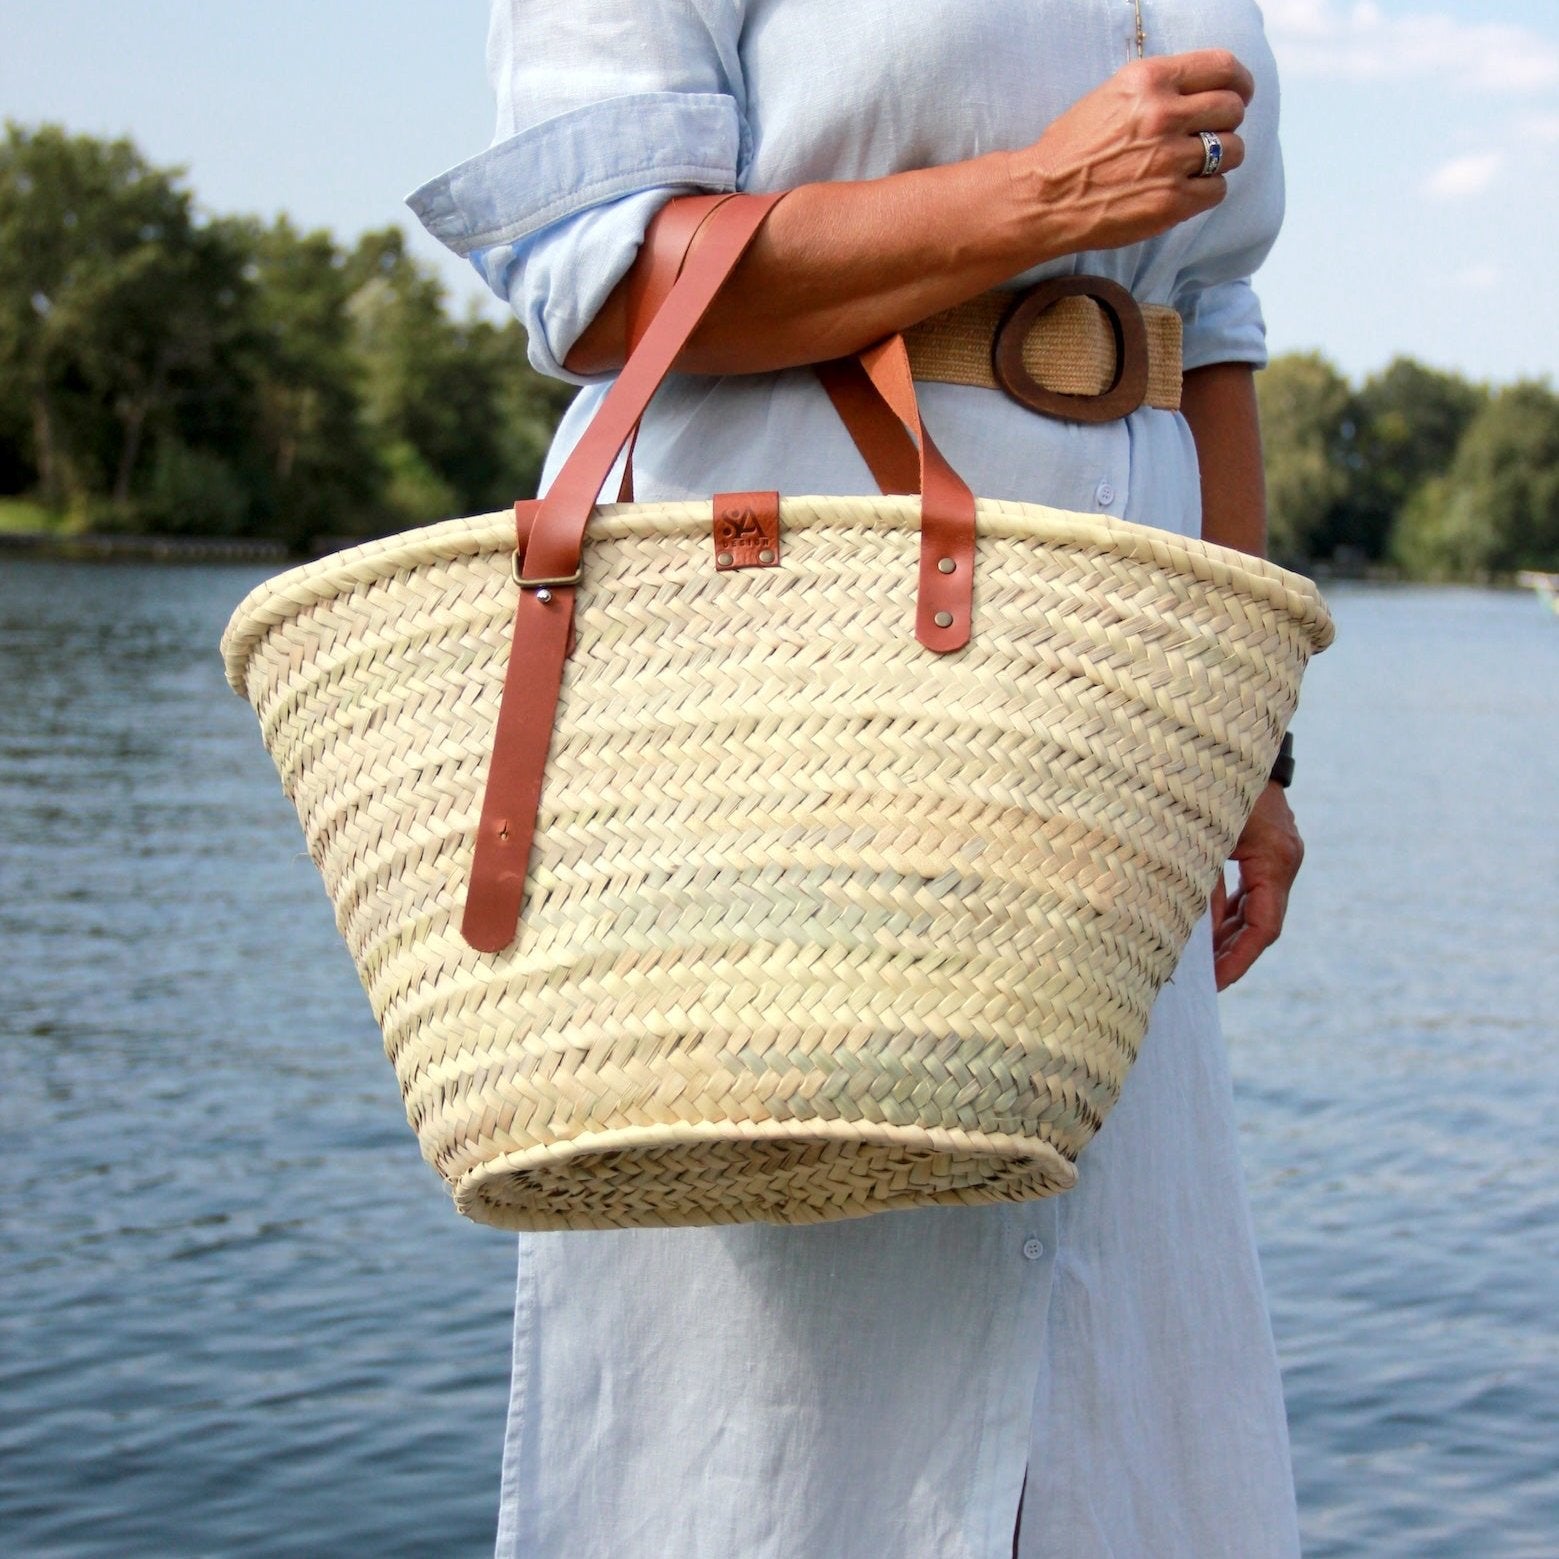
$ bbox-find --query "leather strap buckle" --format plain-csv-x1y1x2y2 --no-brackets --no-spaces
511,553,583,590
991,275,1150,424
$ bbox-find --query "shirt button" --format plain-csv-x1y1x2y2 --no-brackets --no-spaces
1022,1237,1045,1261
1095,480,1116,507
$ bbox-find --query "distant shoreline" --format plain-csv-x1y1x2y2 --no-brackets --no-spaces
3,529,1553,596
0,530,291,565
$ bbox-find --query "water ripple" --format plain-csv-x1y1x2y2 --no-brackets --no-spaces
3,565,1556,1555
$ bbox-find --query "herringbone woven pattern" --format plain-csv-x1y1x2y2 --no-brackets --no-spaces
221,496,1332,1231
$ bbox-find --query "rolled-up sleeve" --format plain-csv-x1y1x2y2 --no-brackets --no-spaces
1171,22,1285,375
1178,277,1269,371
405,0,751,380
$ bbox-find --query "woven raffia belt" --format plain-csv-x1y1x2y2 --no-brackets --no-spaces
902,276,1182,421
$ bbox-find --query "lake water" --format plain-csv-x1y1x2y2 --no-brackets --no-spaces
2,559,1555,1557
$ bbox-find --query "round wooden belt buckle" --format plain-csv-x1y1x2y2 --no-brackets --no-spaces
992,275,1150,423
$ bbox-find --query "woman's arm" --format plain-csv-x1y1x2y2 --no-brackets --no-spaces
565,50,1255,376
1180,360,1305,990
1180,360,1266,555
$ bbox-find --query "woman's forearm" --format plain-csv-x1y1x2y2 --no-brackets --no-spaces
564,49,1255,377
1180,361,1267,557
567,155,1046,377
1188,360,1304,989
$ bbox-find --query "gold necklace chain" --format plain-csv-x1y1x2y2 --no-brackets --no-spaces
1131,0,1146,59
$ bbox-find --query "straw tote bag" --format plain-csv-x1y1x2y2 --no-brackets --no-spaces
221,191,1333,1232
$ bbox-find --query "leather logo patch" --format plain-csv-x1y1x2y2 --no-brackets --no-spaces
712,490,781,571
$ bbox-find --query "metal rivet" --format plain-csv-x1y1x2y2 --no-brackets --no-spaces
536,588,552,604
937,557,956,574
758,548,776,565
934,610,954,628
716,551,734,567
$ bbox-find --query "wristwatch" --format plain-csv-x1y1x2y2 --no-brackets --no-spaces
1269,731,1295,789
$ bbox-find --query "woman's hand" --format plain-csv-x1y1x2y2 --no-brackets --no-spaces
1211,783,1304,990
1009,49,1254,257
1180,358,1296,993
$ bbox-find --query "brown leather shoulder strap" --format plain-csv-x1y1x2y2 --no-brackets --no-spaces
463,194,784,951
626,194,736,351
464,193,979,951
618,193,739,502
813,356,922,496
625,193,931,505
524,193,784,577
856,335,975,652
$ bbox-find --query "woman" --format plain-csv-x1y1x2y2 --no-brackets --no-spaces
409,2,1303,1554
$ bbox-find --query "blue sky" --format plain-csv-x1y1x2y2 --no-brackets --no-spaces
2,0,1555,385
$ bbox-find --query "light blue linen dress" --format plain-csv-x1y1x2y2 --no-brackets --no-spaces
408,3,1300,1554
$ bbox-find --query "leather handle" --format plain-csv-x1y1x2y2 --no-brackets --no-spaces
617,194,959,533
621,196,976,649
621,193,915,501
463,194,780,951
854,335,976,652
519,193,781,582
463,192,978,951
614,193,739,502
626,194,735,353
813,356,921,495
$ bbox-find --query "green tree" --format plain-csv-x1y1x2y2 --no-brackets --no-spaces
1393,381,1559,579
1255,351,1354,564
238,215,382,548
471,319,576,507
347,226,501,522
0,122,253,520
1342,357,1486,561
346,227,572,522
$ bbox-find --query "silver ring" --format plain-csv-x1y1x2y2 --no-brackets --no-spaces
1196,130,1224,178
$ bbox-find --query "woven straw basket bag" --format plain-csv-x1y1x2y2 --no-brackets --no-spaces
221,194,1333,1232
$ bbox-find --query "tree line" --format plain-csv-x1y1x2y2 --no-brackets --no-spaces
3,123,1557,574
1256,352,1559,578
0,123,570,553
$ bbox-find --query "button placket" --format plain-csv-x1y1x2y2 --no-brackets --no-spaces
982,1205,1061,1554
978,1208,1061,1558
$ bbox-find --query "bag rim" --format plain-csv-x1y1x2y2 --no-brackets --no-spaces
220,496,1335,700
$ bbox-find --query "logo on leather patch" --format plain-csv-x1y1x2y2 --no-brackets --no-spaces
712,490,781,570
